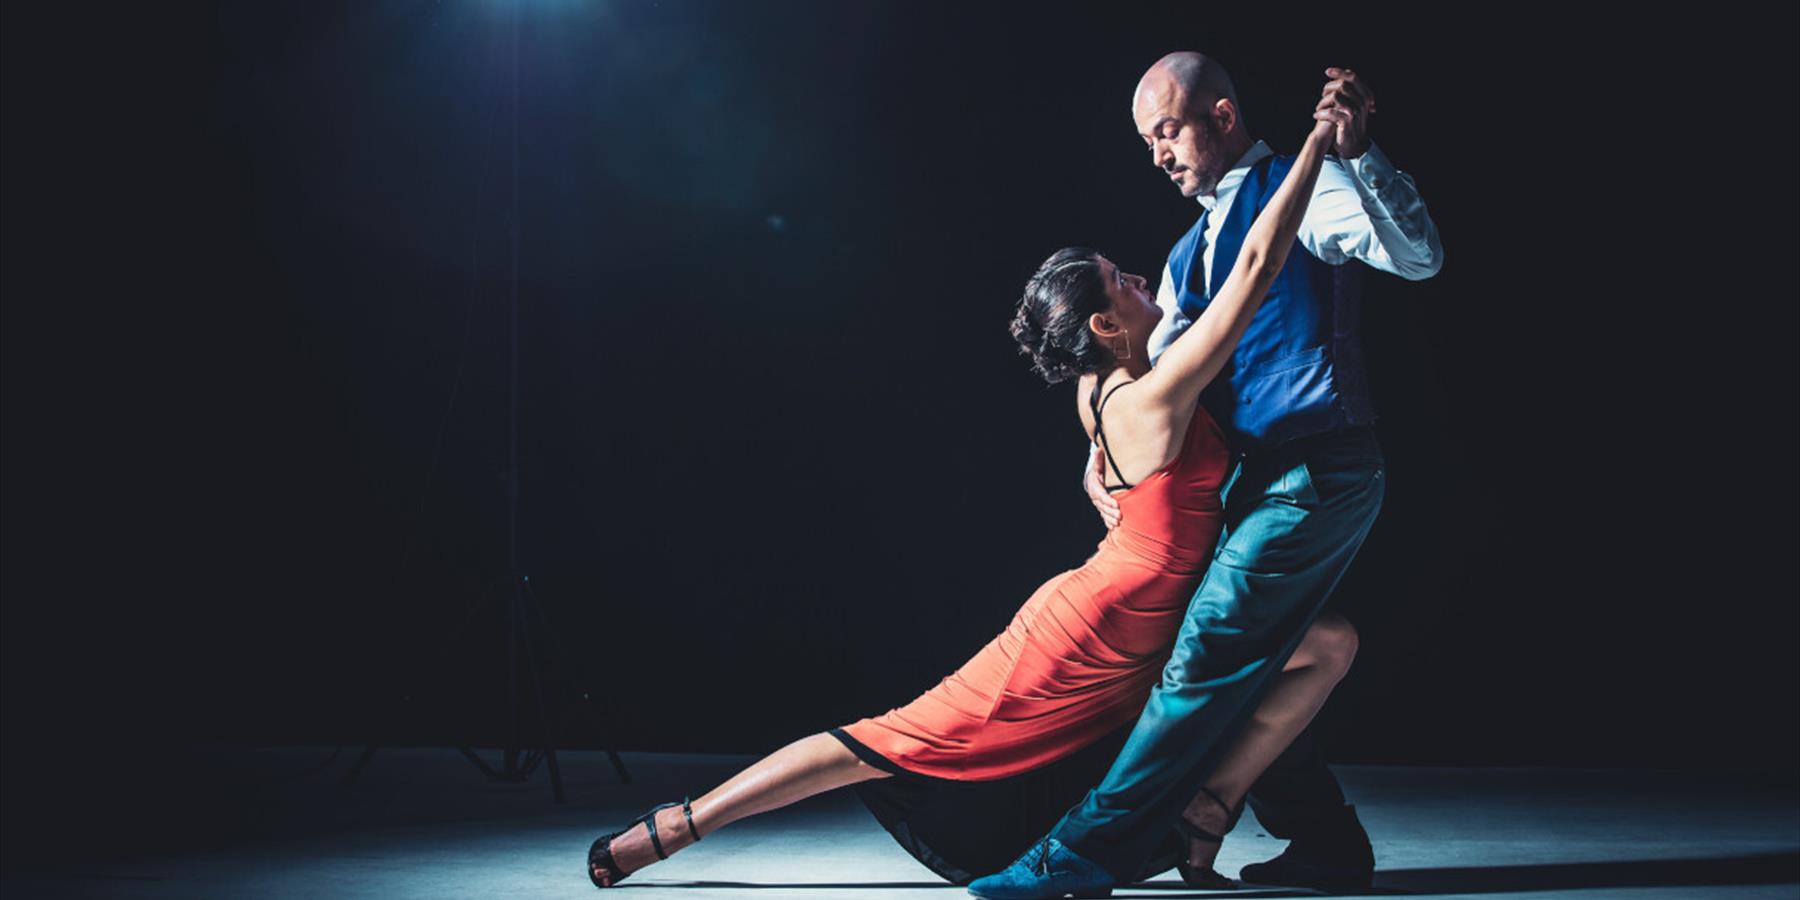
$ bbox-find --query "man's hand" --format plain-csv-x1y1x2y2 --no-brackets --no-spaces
1085,443,1122,530
1315,67,1376,159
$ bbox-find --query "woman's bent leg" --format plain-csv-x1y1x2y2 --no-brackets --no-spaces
600,732,891,877
1179,613,1359,868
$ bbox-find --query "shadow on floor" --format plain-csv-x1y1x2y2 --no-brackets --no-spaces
1370,851,1800,895
640,852,1800,896
656,882,1308,897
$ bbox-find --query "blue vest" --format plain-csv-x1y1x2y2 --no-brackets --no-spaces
1168,153,1375,450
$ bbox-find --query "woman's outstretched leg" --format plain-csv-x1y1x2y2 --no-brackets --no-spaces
595,732,890,883
1179,612,1359,871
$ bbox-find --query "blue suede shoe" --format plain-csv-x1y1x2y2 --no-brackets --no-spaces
966,835,1116,899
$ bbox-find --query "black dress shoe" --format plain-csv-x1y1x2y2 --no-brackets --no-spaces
1237,847,1372,894
1237,809,1373,894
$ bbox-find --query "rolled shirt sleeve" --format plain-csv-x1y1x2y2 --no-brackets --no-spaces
1299,140,1444,281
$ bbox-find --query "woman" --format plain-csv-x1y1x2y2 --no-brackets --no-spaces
588,107,1348,890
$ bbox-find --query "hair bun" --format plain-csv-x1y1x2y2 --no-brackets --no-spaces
1009,248,1114,385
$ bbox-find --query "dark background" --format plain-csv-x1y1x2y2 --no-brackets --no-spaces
4,0,1796,862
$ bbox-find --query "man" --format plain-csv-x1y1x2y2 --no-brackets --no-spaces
969,53,1443,899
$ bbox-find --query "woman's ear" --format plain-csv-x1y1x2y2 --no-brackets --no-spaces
1088,311,1122,341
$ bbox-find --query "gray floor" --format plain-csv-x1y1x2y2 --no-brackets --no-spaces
5,747,1796,899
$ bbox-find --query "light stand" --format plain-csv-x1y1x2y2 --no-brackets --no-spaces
343,4,629,802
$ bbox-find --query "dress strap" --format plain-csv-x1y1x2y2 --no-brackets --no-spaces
1088,379,1135,490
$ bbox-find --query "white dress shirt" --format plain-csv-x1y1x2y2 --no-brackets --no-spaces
1145,140,1444,365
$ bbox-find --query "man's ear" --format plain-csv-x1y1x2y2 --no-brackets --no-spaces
1213,97,1238,135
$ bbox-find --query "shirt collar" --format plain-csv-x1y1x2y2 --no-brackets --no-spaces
1197,140,1273,211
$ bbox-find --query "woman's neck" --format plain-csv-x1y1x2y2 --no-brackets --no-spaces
1108,357,1152,382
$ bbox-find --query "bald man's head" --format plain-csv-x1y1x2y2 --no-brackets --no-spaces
1133,51,1252,199
1144,52,1242,122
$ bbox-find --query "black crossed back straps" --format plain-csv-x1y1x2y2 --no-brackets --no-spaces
1089,379,1135,491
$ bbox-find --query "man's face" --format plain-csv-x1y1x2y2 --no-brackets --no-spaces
1133,76,1229,199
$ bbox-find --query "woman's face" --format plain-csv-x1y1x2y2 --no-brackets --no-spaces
1097,255,1162,338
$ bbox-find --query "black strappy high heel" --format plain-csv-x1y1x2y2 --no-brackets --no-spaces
1173,786,1242,890
587,796,702,889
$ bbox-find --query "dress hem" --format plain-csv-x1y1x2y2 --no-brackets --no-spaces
828,727,939,782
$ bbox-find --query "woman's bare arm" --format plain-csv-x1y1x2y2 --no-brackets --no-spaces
1137,114,1340,417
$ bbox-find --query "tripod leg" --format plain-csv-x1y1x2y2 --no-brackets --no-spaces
342,744,381,789
570,692,632,784
516,577,565,802
459,746,500,779
603,743,630,785
349,578,510,790
505,580,522,778
523,577,632,784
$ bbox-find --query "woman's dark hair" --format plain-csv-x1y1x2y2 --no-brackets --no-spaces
1009,247,1115,384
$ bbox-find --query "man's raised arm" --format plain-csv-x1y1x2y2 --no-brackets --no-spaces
1301,67,1444,280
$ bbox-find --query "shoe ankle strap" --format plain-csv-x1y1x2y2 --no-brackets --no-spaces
683,796,702,842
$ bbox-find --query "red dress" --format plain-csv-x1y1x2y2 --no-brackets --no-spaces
830,395,1230,881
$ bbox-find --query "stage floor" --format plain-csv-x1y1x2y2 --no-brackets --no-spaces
4,747,1796,899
